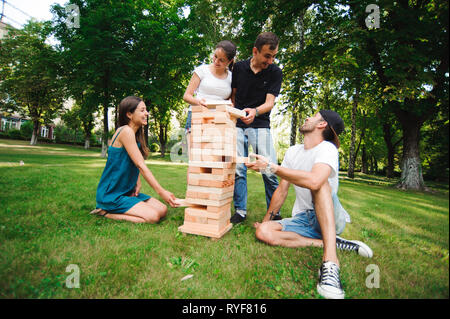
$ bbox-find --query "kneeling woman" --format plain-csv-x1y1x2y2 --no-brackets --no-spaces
93,96,179,223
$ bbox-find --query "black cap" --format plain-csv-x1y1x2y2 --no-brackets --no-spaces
319,110,345,148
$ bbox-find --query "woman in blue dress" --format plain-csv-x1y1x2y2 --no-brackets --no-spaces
92,96,179,223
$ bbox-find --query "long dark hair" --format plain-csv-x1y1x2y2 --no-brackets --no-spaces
216,40,236,71
118,96,149,159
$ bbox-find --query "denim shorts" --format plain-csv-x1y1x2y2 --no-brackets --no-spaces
277,210,323,239
185,110,192,132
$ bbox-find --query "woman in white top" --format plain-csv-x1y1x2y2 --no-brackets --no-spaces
183,40,237,137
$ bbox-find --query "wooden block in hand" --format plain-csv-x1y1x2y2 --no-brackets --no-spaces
236,157,249,164
174,198,189,207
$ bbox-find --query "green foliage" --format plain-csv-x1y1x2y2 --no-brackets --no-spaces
149,142,160,152
0,21,65,144
19,121,33,139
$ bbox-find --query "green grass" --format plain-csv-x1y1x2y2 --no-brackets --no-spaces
0,138,448,298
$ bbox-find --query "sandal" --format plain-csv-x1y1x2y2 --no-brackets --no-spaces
89,208,109,217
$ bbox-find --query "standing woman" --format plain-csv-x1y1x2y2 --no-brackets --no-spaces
183,40,237,153
92,96,179,223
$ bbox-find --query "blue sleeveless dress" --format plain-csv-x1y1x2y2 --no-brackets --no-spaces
96,128,151,213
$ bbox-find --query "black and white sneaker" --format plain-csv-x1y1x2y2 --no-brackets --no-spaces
336,236,373,258
230,213,246,224
317,261,345,299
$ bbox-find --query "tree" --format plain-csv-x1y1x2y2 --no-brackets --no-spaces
52,0,139,156
130,0,210,156
0,21,65,145
345,0,449,190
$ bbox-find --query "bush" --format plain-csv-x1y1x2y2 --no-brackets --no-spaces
8,129,23,140
20,121,33,139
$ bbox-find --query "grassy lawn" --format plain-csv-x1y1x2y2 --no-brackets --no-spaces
0,138,448,299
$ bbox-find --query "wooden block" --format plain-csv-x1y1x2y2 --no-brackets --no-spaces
216,105,247,118
192,117,204,124
188,185,234,194
207,215,231,229
236,157,249,164
191,105,209,112
186,207,230,220
185,190,198,199
202,155,224,162
186,197,233,207
214,112,230,124
192,112,217,119
187,178,199,186
189,173,230,181
185,211,207,224
174,199,189,207
215,117,235,126
198,179,234,188
178,223,232,239
208,192,233,201
189,166,203,173
189,161,232,169
212,168,236,175
207,203,231,213
204,100,232,107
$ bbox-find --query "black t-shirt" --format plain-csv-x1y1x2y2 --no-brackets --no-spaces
231,58,283,128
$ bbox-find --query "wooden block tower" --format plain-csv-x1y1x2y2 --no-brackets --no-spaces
178,101,246,238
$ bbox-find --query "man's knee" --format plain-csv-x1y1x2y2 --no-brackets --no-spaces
256,222,278,246
311,180,331,197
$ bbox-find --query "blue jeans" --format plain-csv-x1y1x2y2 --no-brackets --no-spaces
234,127,279,215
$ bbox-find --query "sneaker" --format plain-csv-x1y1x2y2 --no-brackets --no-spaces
336,236,373,258
317,261,345,299
230,212,246,224
270,212,282,220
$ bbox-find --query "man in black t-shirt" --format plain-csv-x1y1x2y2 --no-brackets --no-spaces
230,32,283,224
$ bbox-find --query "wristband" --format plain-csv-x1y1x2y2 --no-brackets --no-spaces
262,162,277,175
255,108,259,117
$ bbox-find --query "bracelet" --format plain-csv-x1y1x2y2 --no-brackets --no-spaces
262,162,277,175
255,108,259,117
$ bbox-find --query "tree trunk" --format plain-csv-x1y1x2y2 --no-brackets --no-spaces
396,111,425,190
290,103,298,146
382,123,396,178
347,88,358,178
84,129,91,149
361,144,369,174
30,120,39,145
144,103,150,147
159,124,167,157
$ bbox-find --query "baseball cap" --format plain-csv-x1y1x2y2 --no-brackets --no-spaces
319,110,345,148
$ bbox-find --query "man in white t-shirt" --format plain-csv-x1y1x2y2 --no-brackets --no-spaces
246,110,373,299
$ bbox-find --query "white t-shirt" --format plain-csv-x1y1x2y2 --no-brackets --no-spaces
188,64,232,110
281,141,339,217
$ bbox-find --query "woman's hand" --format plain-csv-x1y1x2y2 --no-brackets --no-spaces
198,98,207,107
159,189,180,208
132,178,142,197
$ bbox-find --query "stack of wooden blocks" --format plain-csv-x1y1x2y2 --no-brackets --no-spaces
178,101,247,238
